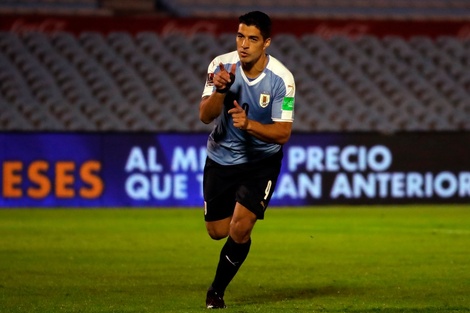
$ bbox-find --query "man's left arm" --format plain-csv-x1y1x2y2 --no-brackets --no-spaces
228,101,292,145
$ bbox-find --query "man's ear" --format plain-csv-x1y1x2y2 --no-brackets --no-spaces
263,38,271,50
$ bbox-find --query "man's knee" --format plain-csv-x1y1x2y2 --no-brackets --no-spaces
206,219,231,240
229,218,255,243
207,227,229,240
229,204,257,243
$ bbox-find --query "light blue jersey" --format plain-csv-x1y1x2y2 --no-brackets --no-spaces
202,51,296,165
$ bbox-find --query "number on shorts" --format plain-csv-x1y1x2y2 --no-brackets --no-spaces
264,180,272,200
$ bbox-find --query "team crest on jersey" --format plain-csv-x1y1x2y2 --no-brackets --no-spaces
259,93,270,108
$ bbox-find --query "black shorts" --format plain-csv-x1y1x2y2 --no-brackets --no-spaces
203,149,283,222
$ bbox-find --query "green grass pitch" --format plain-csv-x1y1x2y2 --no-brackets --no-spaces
0,205,469,312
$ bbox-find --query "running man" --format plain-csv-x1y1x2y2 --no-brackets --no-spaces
199,11,296,309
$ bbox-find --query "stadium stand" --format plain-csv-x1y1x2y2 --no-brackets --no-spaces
0,0,106,15
157,0,470,19
2,0,470,19
1,28,469,132
0,0,161,16
0,0,469,133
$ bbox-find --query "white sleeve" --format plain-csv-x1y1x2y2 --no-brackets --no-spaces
272,72,296,122
201,57,219,98
201,51,239,98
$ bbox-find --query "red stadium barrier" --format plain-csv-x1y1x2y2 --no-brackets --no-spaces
1,14,470,39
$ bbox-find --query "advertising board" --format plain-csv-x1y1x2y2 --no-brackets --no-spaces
1,132,469,207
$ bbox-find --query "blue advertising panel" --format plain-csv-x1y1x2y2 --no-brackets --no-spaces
0,133,207,207
1,132,469,207
277,132,470,205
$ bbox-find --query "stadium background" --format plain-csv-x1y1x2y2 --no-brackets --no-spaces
1,0,470,208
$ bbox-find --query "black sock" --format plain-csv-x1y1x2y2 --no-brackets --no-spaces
211,236,251,295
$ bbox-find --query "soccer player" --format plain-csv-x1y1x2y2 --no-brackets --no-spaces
199,11,296,309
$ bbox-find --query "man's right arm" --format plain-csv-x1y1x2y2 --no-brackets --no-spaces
199,93,226,124
199,63,236,124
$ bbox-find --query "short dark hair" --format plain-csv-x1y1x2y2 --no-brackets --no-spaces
238,11,272,40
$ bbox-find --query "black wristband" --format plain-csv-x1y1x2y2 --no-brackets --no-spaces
216,73,235,94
